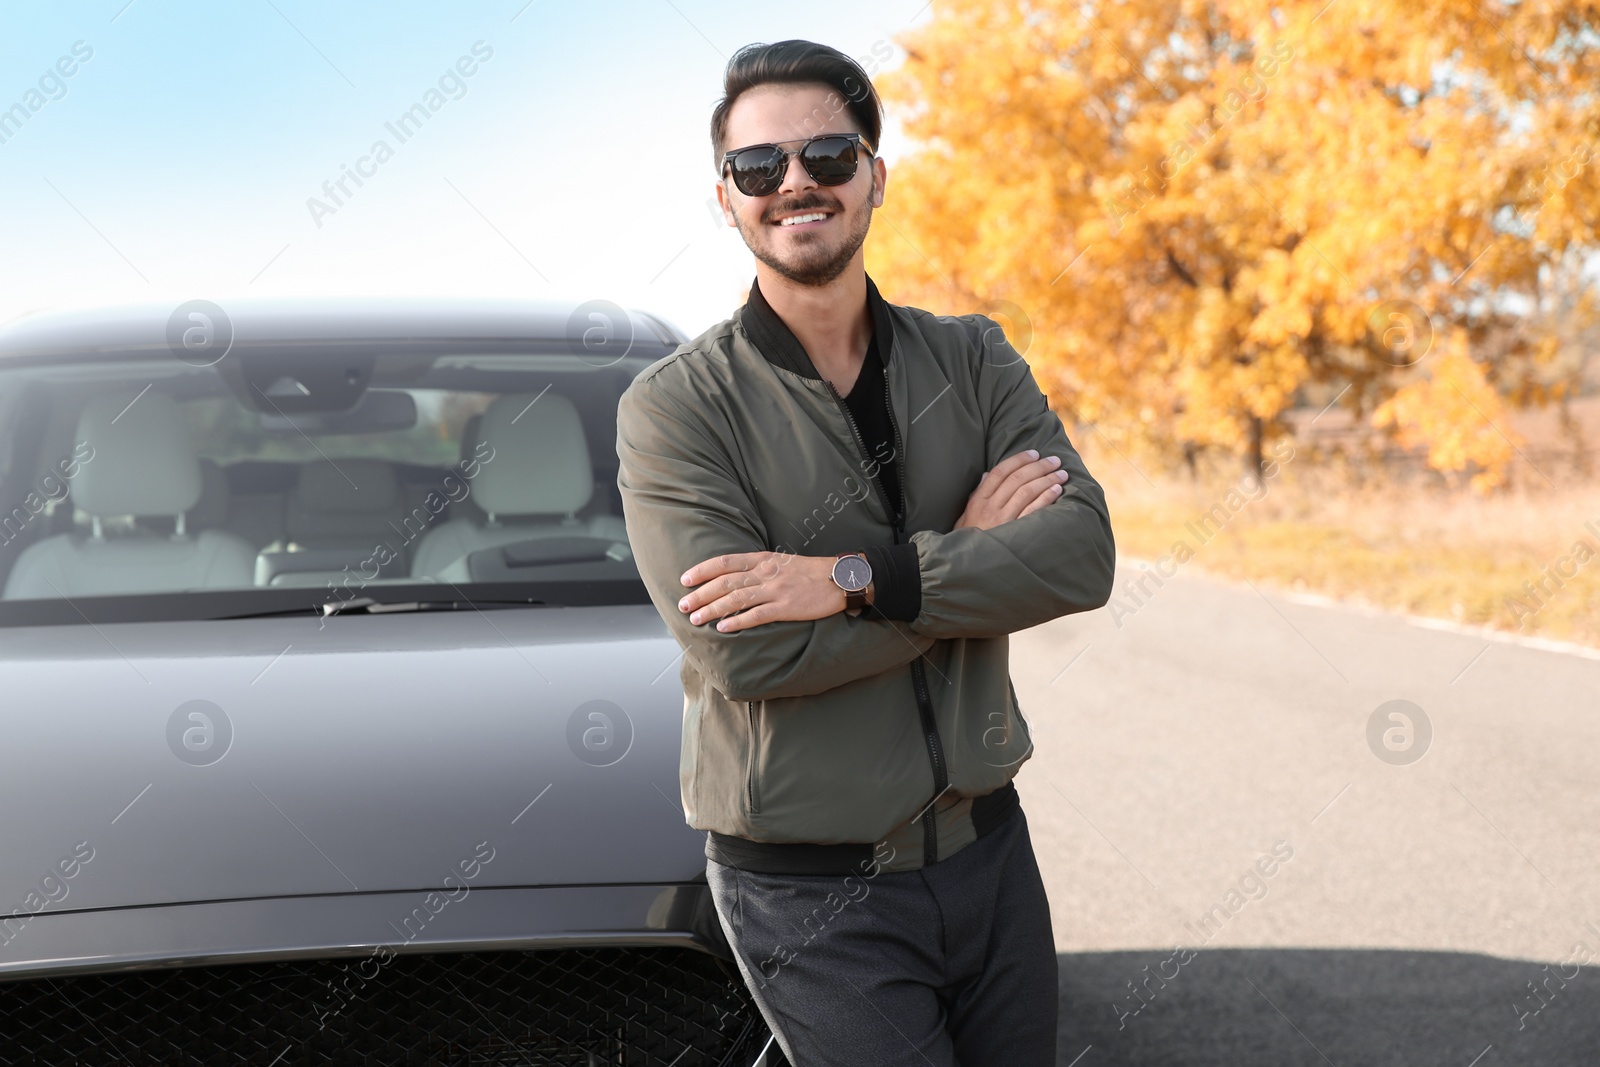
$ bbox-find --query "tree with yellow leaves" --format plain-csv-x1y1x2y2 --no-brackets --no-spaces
866,0,1600,490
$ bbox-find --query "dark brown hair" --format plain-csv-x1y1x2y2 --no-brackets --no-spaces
709,39,884,172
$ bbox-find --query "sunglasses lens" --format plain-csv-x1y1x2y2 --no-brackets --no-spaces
730,147,786,196
801,137,859,185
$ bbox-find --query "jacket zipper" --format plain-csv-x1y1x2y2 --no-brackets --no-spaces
824,362,948,866
747,701,761,814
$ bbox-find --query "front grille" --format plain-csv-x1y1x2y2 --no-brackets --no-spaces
0,946,785,1066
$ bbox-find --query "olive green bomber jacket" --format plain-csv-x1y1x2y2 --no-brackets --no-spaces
614,273,1115,872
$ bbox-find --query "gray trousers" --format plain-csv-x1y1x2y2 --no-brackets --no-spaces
705,805,1058,1067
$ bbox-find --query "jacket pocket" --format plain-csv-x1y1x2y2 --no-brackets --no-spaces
746,700,762,814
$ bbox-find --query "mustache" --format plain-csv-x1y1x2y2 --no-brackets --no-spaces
766,198,839,222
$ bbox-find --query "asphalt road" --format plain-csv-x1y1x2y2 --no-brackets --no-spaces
1010,557,1600,1067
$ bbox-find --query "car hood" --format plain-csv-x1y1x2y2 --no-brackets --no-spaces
0,605,704,916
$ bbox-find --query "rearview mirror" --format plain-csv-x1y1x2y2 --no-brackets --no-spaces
260,389,417,435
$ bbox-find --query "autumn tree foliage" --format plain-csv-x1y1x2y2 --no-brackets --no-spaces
865,0,1600,491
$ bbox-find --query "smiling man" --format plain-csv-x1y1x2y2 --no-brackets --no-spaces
615,39,1115,1066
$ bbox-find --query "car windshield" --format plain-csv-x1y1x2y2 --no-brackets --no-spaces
0,342,659,626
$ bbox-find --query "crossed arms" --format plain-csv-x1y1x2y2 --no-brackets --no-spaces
615,314,1116,703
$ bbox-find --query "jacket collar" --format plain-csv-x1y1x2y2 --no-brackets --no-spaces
739,272,896,381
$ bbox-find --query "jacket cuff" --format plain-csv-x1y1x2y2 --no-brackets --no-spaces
860,543,921,622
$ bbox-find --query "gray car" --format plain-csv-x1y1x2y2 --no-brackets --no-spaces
0,298,783,1066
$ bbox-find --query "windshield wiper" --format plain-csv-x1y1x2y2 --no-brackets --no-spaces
320,595,551,616
217,595,549,620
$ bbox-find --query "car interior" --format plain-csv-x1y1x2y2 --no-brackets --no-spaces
0,351,641,602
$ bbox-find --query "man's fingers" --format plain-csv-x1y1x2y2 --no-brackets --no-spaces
969,452,1026,503
990,464,1061,516
712,602,769,632
987,450,1040,486
680,568,755,614
687,583,763,625
1012,468,1068,505
984,453,1061,501
1017,482,1065,518
680,551,762,587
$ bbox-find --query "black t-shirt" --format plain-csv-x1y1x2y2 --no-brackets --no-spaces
838,331,901,518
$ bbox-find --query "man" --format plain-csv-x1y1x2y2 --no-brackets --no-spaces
615,39,1115,1067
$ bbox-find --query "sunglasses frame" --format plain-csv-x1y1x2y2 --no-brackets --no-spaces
720,132,876,197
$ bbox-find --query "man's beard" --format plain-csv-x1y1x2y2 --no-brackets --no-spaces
742,196,872,288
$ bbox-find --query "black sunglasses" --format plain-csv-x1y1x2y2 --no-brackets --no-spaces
720,133,875,197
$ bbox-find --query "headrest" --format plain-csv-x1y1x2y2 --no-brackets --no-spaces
291,459,400,514
72,390,201,517
473,392,591,518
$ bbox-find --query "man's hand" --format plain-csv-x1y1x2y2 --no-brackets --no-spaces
678,552,858,634
954,449,1068,532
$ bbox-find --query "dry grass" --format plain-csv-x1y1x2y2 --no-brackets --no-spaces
1081,444,1600,650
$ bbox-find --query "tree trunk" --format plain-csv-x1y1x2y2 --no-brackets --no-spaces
1246,414,1264,486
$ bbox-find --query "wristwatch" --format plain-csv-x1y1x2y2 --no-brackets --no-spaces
832,551,872,614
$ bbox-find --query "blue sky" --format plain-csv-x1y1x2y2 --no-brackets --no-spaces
0,0,932,337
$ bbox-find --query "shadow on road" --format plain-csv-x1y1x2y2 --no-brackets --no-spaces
1058,947,1596,1066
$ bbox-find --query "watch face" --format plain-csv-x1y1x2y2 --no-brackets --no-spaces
833,554,871,591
